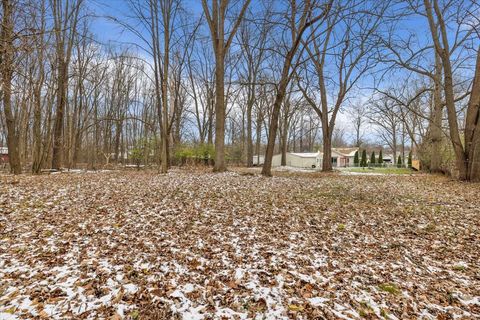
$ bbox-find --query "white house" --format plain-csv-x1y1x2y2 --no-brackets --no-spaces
262,147,359,169
252,155,265,166
382,154,393,164
285,152,319,168
253,153,318,168
326,148,358,168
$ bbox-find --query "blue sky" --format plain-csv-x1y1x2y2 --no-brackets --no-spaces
84,0,428,146
85,0,478,146
89,0,203,47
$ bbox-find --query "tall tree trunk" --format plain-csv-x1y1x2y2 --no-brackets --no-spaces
246,100,254,167
51,0,81,169
32,0,46,174
465,48,480,181
429,52,444,172
255,109,262,165
213,48,226,171
424,0,467,179
280,109,288,166
322,139,332,171
114,121,122,162
32,93,42,173
392,129,397,165
160,4,170,174
207,115,213,145
322,123,333,171
52,55,68,169
202,0,251,172
0,0,21,174
262,70,290,176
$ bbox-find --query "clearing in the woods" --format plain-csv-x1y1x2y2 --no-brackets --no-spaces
0,169,479,319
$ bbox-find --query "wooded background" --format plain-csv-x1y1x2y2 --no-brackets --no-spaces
1,0,479,180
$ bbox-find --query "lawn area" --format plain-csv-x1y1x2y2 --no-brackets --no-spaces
343,167,415,175
1,170,479,319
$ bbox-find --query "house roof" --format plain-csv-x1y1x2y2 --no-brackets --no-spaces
289,152,319,158
332,147,358,157
280,148,359,159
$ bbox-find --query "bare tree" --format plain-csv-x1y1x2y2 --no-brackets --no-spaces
186,39,215,145
201,0,251,172
147,0,180,173
262,0,332,176
423,0,478,179
31,0,48,174
347,102,367,147
237,5,271,166
379,0,478,176
51,0,83,170
0,0,21,173
465,48,480,180
368,96,401,164
297,0,385,171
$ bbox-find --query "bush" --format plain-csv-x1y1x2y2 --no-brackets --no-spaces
397,155,402,168
361,150,367,167
174,145,195,164
353,151,359,167
226,144,244,164
370,151,376,167
130,147,144,168
174,144,215,166
408,151,412,168
378,149,383,166
129,138,155,168
197,144,215,164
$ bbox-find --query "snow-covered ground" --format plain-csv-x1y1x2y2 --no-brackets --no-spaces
0,170,478,319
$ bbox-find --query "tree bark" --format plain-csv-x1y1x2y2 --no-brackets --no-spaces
202,0,251,172
213,48,226,171
32,1,46,173
465,48,480,181
322,122,333,171
280,105,289,166
51,0,81,170
428,52,444,172
0,0,22,174
246,99,254,167
255,108,262,165
262,69,290,176
424,0,467,179
322,133,332,171
160,1,170,174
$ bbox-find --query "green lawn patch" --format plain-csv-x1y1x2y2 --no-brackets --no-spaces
345,167,414,174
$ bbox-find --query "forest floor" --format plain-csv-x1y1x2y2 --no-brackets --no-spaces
0,169,479,320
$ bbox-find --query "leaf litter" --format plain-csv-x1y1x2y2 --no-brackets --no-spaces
0,169,479,319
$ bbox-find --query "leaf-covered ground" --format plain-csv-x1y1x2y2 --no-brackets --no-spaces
1,169,479,319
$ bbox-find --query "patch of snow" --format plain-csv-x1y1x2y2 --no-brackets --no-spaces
123,283,138,294
308,297,329,307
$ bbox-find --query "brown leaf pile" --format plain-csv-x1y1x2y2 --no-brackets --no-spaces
0,169,479,319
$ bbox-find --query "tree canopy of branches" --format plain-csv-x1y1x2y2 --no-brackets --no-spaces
0,0,479,181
